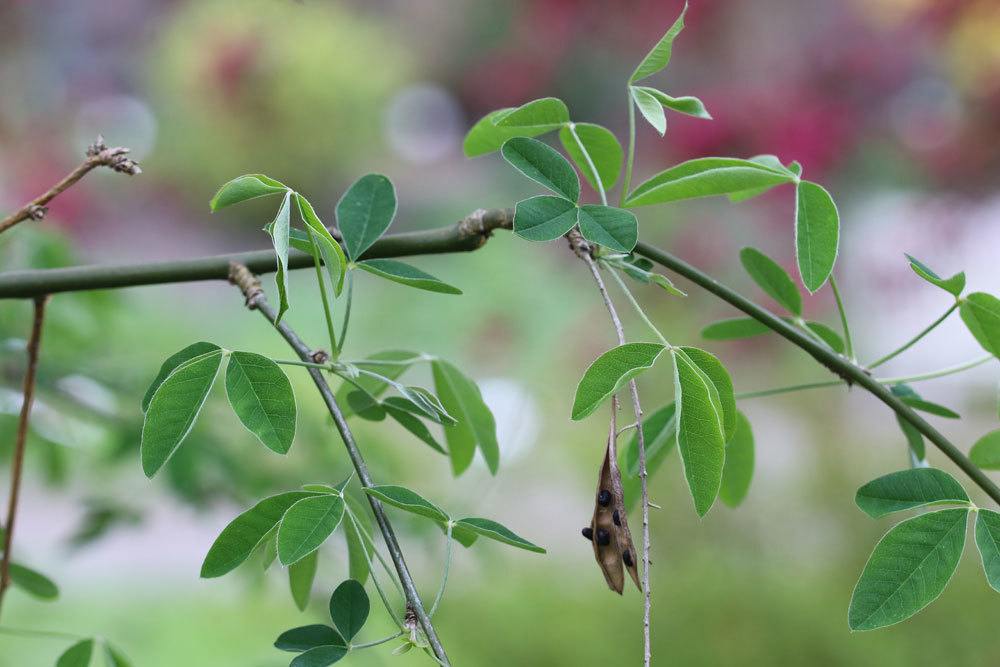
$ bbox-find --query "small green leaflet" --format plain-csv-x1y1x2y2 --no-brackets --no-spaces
848,508,968,631
633,87,711,120
975,509,1000,592
630,2,687,83
364,485,449,523
56,639,94,667
804,321,845,354
577,205,638,252
679,346,736,441
356,259,462,295
225,351,297,455
432,359,499,475
335,350,416,417
336,174,397,261
275,624,345,652
960,292,1000,358
296,194,347,296
970,429,1000,469
291,645,348,667
631,86,666,136
626,402,677,477
8,562,58,599
456,517,545,553
794,180,839,293
265,191,292,322
701,317,771,340
571,343,666,420
501,137,580,202
739,247,802,316
142,341,220,413
719,411,754,507
104,643,133,667
329,579,369,642
289,550,319,611
277,494,346,565
899,396,960,419
512,195,578,242
905,254,965,297
463,108,554,158
559,122,623,192
210,173,287,211
141,349,224,478
344,495,372,585
890,384,926,460
854,468,970,518
673,348,727,517
494,97,570,130
382,400,447,454
625,157,794,208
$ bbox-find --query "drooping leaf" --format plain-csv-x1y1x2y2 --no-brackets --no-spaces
201,491,321,578
328,579,369,641
56,639,94,667
432,360,499,475
264,191,292,322
673,348,727,516
890,384,926,461
905,254,965,297
336,174,397,261
625,157,793,208
289,550,319,611
739,247,802,316
275,624,345,652
225,351,296,455
559,122,623,192
719,411,754,507
336,350,417,417
356,259,462,295
142,342,221,413
701,317,771,340
8,562,58,599
494,97,570,130
210,174,287,211
501,137,580,202
679,346,737,441
364,485,449,523
571,343,666,420
512,195,579,242
456,517,545,553
728,155,797,202
631,86,711,129
343,495,371,585
393,384,456,425
899,396,960,419
970,429,1000,469
854,468,970,518
141,349,224,478
577,205,638,252
630,3,687,83
626,402,677,477
795,180,840,293
631,86,666,136
296,194,347,295
975,509,1000,592
848,508,968,631
278,494,346,565
382,401,447,454
463,108,554,158
290,645,349,667
960,292,1000,358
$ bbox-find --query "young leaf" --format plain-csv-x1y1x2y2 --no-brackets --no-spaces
225,351,297,455
382,400,447,454
289,550,319,611
210,174,287,211
432,360,499,475
905,254,965,297
631,86,666,136
577,205,638,253
335,350,416,417
456,517,545,553
571,343,666,420
795,180,840,293
625,157,793,208
855,468,970,518
494,97,570,130
719,411,754,507
142,342,221,413
512,196,579,242
848,508,968,631
141,349,224,477
501,137,580,202
277,494,346,565
464,108,554,158
626,402,677,477
630,2,687,83
739,247,802,316
264,191,293,322
8,562,58,599
364,485,449,523
673,348,727,516
200,491,321,578
296,194,347,295
356,259,462,295
290,645,348,667
975,509,1000,592
275,624,345,652
679,346,737,441
701,317,771,340
559,122,623,192
970,429,1000,469
56,639,94,667
632,86,711,120
336,174,397,261
328,579,369,642
960,292,1000,358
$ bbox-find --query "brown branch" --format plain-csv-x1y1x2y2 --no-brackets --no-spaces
0,136,141,235
0,295,49,619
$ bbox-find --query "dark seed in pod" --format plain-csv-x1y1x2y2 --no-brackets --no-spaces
596,528,611,546
612,510,621,526
581,527,594,541
622,550,634,567
598,490,612,507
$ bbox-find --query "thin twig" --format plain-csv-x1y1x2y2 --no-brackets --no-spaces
0,136,140,235
867,301,959,369
0,296,49,619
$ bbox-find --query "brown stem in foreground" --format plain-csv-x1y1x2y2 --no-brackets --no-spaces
569,231,652,667
0,136,141,235
0,296,49,619
228,263,450,666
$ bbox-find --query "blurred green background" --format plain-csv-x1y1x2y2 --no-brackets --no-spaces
2,0,1000,664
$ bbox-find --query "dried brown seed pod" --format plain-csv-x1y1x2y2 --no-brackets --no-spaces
587,436,641,594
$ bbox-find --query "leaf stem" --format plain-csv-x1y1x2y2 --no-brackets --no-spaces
867,302,959,369
0,626,83,641
336,271,354,356
306,227,338,356
828,275,855,361
345,506,404,627
272,359,329,370
619,91,638,208
429,522,453,617
605,265,669,346
567,123,608,206
352,631,404,650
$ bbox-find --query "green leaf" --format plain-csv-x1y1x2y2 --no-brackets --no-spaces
512,196,579,242
56,639,94,667
631,86,711,128
719,411,754,507
673,348,727,516
960,292,1000,358
679,346,737,442
336,174,397,261
905,254,965,297
142,342,221,413
225,351,296,455
890,385,925,460
739,247,802,316
441,520,479,548
970,429,1000,469
263,191,292,322
343,495,371,585
289,550,319,611
210,174,287,211
571,343,666,420
463,108,554,158
328,579,369,641
200,491,321,578
382,401,446,454
356,259,461,295
727,155,796,202
630,2,687,83
336,350,416,417
855,468,970,518
104,644,132,667
456,517,545,553
701,317,771,340
432,360,499,475
141,349,224,477
275,624,345,652
631,86,667,136
290,645,348,667
625,402,676,477
501,137,580,202
805,321,845,354
577,205,638,253
615,257,687,297
296,194,347,296
975,509,1000,592
795,180,840,293
278,494,346,566
364,485,449,523
494,97,570,130
8,562,58,599
559,123,623,192
899,396,960,419
848,508,968,631
625,157,793,208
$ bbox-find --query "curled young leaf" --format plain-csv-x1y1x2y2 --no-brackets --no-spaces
265,191,292,322
905,254,965,297
210,174,287,211
631,86,667,136
629,2,687,83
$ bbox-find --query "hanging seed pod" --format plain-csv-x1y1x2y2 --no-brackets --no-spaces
586,436,641,594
